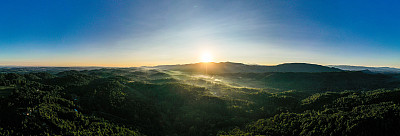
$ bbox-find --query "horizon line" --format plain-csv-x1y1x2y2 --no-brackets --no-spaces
1,61,400,69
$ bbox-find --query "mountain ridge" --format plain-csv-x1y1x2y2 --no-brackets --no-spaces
329,65,400,74
155,62,343,73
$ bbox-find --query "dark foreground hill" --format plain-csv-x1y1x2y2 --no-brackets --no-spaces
155,62,342,74
0,66,399,136
222,89,400,136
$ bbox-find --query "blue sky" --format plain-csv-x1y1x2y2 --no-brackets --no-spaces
0,0,399,67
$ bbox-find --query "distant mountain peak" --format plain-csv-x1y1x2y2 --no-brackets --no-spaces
329,65,400,74
155,62,342,74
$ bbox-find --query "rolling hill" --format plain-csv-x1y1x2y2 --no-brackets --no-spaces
329,65,400,74
155,62,342,74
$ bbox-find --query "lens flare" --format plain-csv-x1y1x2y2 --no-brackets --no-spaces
200,52,213,62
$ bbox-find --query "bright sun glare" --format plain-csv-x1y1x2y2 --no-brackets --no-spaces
200,52,213,62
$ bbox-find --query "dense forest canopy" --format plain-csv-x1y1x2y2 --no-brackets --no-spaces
1,65,399,135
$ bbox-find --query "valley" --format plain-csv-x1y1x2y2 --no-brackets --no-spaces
1,62,399,135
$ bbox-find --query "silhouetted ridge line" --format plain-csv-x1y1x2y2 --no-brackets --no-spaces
155,62,342,73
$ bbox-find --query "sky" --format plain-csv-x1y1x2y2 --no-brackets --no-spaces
0,0,399,67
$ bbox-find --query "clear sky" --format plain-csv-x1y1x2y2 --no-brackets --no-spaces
1,0,399,67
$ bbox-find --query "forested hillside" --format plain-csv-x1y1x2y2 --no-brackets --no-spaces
223,89,400,136
0,67,399,135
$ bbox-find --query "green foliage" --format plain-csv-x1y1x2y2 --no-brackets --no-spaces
1,68,399,136
224,89,400,136
220,71,398,91
0,73,141,136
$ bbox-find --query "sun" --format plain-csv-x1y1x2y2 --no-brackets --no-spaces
200,52,213,62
